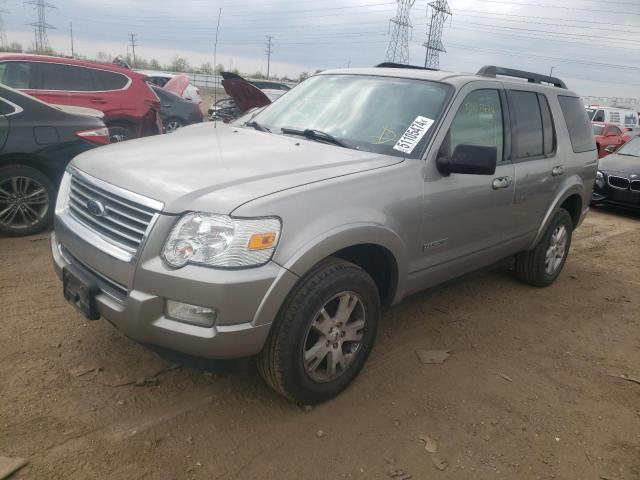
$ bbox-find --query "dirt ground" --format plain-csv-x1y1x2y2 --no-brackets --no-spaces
0,208,639,480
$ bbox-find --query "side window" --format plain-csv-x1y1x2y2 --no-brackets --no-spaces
0,98,18,115
508,90,544,159
1,62,34,89
36,63,96,91
558,95,596,153
593,110,605,122
448,89,504,163
611,126,622,136
92,69,128,90
538,94,556,156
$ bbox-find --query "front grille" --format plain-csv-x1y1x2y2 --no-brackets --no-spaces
631,180,640,192
607,175,630,190
68,174,158,252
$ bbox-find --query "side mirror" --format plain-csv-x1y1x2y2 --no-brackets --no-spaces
604,145,617,154
437,144,497,175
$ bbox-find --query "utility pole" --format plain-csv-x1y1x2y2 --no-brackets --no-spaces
128,33,138,67
265,35,273,79
549,66,555,78
25,0,56,53
69,21,74,58
423,0,451,69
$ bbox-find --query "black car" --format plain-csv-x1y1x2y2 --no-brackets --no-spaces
151,85,203,133
592,137,640,209
0,84,109,236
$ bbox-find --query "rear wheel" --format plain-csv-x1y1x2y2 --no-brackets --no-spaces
163,118,184,133
515,209,573,287
257,258,380,404
108,125,134,143
0,165,54,237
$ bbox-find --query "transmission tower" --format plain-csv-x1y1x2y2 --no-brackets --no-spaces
0,6,8,49
423,0,451,69
25,0,56,53
265,35,273,79
385,0,415,65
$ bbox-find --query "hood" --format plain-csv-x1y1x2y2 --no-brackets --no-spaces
221,72,271,112
71,122,403,214
164,74,190,97
598,153,640,175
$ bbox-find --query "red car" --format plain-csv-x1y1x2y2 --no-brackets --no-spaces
593,122,632,158
0,53,161,142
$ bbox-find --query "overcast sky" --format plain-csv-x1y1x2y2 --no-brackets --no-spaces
2,0,639,98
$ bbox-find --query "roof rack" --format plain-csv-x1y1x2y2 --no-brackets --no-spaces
477,66,567,89
375,62,439,72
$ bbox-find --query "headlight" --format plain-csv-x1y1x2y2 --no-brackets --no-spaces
162,212,280,268
595,170,605,189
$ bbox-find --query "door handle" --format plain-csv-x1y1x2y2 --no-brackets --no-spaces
90,98,107,104
552,165,565,176
492,176,512,190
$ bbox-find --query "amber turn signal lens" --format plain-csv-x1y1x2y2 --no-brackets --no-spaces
248,232,277,250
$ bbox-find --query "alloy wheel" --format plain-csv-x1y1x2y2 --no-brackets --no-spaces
0,176,49,230
302,291,366,382
545,224,568,275
165,120,183,133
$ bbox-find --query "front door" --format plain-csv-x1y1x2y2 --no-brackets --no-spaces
407,85,518,293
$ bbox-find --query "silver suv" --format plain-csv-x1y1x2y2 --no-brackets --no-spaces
51,65,597,404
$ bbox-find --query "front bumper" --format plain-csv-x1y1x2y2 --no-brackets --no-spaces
592,175,640,208
51,229,298,359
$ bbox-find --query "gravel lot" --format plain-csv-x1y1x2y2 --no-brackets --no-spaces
0,208,638,479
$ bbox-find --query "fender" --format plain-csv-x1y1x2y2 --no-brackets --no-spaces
529,173,585,249
277,223,408,305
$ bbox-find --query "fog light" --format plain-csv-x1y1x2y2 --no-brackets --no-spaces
165,300,217,327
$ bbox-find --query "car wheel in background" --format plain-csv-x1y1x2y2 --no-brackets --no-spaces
0,165,55,237
164,118,184,133
515,209,573,287
257,258,380,404
108,126,134,143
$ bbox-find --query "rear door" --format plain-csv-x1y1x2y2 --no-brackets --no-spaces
509,90,561,240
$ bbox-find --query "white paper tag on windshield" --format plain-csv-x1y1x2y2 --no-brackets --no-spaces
393,116,435,154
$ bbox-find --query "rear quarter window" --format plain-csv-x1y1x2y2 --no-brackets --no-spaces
92,69,129,90
558,96,597,153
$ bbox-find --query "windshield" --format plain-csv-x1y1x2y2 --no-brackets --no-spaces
586,108,596,121
252,74,452,158
615,137,640,157
593,124,604,135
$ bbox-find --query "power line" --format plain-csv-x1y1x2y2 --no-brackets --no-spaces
424,0,451,69
386,0,415,64
473,0,640,17
265,35,273,79
25,0,56,52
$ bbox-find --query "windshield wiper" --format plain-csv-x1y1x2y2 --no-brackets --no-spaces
281,127,349,148
245,120,271,133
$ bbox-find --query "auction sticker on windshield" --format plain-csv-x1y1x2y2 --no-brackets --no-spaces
393,116,435,154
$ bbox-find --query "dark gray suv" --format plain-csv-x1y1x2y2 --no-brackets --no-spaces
51,65,597,404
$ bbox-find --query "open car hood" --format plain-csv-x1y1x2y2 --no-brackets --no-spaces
221,72,271,112
164,74,190,97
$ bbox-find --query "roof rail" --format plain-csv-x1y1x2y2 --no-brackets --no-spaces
375,62,439,72
477,66,567,89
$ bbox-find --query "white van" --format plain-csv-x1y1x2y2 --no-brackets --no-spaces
586,106,639,128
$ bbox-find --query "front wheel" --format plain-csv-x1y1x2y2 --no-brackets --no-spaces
257,258,380,404
515,209,573,287
0,165,54,237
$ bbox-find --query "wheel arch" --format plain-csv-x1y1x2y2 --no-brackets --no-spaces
0,153,61,182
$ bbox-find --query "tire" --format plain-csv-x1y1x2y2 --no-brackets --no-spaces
257,257,380,404
163,118,184,133
0,165,55,237
108,126,134,143
515,209,573,287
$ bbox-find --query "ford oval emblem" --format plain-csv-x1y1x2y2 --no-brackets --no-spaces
86,198,107,217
